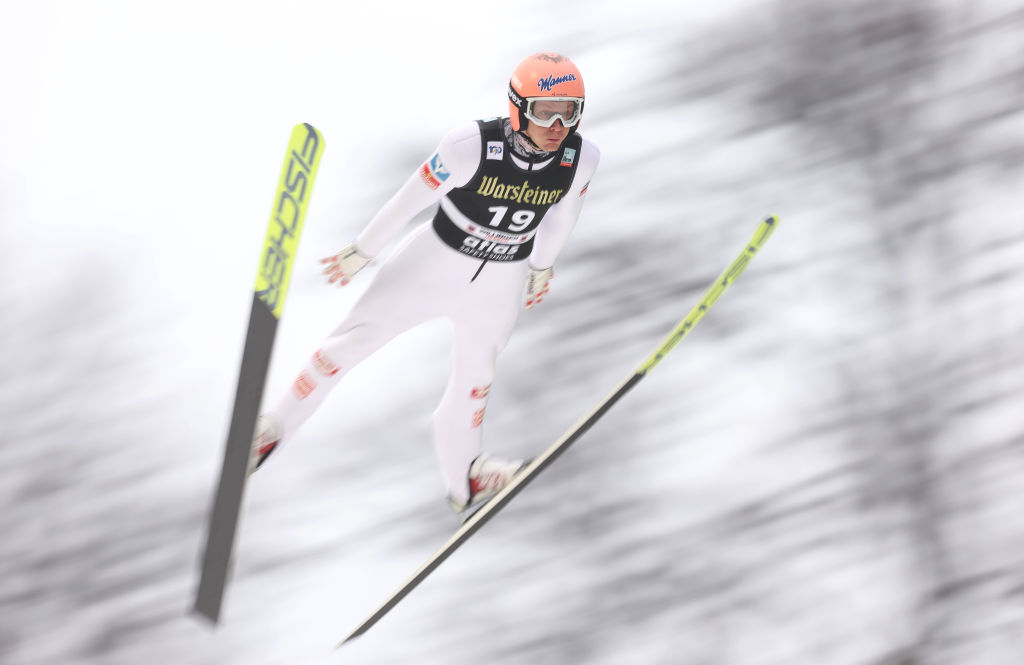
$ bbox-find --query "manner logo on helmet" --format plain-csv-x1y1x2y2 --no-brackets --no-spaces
537,73,577,93
560,147,576,167
419,152,450,190
486,141,503,160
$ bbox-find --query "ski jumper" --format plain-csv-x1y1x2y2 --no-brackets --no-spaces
268,118,600,503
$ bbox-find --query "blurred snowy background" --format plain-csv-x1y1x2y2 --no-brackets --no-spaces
2,0,1023,663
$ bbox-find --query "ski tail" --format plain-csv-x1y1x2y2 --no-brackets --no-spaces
193,123,325,624
337,215,778,646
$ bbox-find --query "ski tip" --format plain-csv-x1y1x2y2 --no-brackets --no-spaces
765,214,779,225
335,632,360,649
336,622,373,648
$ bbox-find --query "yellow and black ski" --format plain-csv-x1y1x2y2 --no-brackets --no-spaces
338,215,778,646
193,123,325,624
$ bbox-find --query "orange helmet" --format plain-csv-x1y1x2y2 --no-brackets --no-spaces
508,52,586,134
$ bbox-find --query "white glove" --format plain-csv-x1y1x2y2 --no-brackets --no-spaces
525,266,553,309
321,243,371,287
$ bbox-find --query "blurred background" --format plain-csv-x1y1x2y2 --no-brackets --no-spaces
2,0,1023,663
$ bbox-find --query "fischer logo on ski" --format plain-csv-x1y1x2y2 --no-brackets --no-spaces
256,125,322,316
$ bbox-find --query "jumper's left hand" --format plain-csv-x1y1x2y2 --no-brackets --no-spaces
525,266,553,309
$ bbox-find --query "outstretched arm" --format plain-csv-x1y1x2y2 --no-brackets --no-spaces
323,122,483,286
522,139,600,308
355,123,483,258
528,139,600,271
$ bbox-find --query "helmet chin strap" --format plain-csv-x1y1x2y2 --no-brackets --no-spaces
519,131,543,150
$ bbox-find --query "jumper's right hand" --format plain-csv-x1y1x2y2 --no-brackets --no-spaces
321,244,371,287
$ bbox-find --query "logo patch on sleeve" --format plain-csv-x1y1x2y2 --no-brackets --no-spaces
420,152,451,190
579,180,590,197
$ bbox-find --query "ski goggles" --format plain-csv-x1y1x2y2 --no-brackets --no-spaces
524,97,583,128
